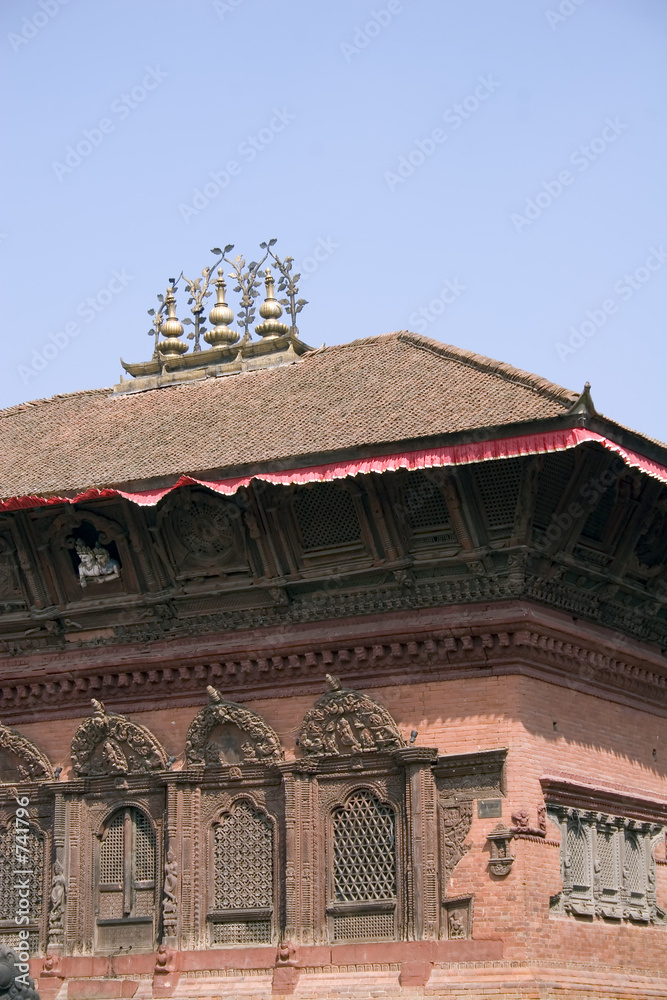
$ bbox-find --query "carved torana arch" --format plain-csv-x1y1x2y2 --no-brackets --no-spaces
70,699,168,776
297,674,406,756
0,721,53,782
185,686,284,766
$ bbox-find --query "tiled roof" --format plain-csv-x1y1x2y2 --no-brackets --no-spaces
0,332,580,498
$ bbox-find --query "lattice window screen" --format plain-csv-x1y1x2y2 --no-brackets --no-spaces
473,459,523,530
293,483,362,550
100,812,124,885
566,823,588,887
134,811,156,882
596,828,618,893
0,826,43,922
213,803,273,910
400,472,450,530
332,791,396,902
624,833,644,896
332,911,394,941
533,452,576,529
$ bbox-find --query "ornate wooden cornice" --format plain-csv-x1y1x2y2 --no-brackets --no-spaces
0,603,666,723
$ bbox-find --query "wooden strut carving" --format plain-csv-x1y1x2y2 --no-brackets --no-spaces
185,686,284,766
0,721,53,782
297,674,405,756
70,699,168,776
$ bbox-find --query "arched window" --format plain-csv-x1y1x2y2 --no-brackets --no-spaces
97,807,156,952
209,801,274,945
329,790,397,942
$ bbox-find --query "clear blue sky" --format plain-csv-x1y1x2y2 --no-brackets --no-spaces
2,0,666,441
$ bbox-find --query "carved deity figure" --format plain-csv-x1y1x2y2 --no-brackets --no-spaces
47,863,67,948
75,538,120,587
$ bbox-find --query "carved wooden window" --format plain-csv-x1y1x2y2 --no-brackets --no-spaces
328,791,397,942
97,807,156,931
548,807,663,924
472,458,523,536
209,801,274,945
293,484,362,551
398,471,455,548
0,824,43,953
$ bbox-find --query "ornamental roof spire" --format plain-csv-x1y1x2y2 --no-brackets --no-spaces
115,239,311,394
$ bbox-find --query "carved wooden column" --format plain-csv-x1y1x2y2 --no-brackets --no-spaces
280,762,319,944
394,747,439,941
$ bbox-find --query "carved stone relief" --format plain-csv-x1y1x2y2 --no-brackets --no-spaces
46,861,66,950
70,699,168,776
0,722,53,783
185,686,283,766
297,675,405,756
440,801,473,883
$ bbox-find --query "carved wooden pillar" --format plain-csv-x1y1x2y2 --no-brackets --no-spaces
394,748,439,941
281,762,318,944
177,783,198,951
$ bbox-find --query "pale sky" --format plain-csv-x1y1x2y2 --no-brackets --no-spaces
1,0,666,442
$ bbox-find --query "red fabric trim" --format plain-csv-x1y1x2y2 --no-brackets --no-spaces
2,428,666,512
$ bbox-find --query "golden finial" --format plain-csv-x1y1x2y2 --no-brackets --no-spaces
157,285,188,358
205,270,239,347
255,267,289,339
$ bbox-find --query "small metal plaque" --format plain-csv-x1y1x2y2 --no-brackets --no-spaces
477,798,502,818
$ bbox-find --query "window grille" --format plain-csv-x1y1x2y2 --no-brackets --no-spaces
98,807,156,922
293,483,361,550
596,827,618,894
0,826,43,924
472,459,522,531
331,911,394,941
332,792,396,903
533,452,576,530
134,811,156,882
549,806,660,923
624,833,644,897
210,920,272,945
100,811,124,885
566,822,588,888
399,472,451,530
209,802,274,945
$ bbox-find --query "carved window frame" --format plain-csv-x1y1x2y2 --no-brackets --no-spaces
548,806,664,924
281,481,376,574
323,780,403,944
206,793,279,947
93,802,159,953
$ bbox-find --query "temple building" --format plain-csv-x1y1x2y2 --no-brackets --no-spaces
1,243,667,999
